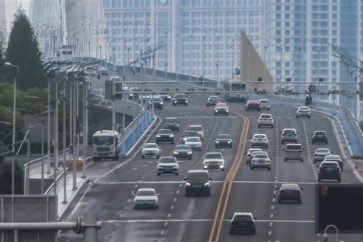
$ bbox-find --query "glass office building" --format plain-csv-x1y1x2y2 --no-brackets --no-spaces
102,0,265,81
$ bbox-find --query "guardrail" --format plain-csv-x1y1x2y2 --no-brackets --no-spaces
118,111,155,157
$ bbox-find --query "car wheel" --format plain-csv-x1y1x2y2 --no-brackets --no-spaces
258,125,260,128
300,159,304,162
221,168,225,171
325,141,328,145
157,173,160,176
268,167,271,171
175,173,179,176
142,155,145,159
318,178,321,182
230,145,233,148
338,178,341,183
93,157,99,162
284,158,287,162
214,113,217,116
250,166,254,170
185,192,189,197
215,144,218,148
296,116,299,118
156,155,160,158
229,229,234,235
298,199,302,204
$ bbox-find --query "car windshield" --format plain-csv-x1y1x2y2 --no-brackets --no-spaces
254,154,268,159
184,131,199,137
283,130,296,135
286,145,302,150
144,144,158,149
315,132,326,135
316,148,330,153
92,136,114,145
259,100,269,104
233,215,252,222
186,137,200,142
165,118,178,123
159,129,171,134
217,134,231,139
254,134,266,139
190,126,202,131
322,163,339,168
209,96,219,101
137,190,155,196
260,115,271,118
175,94,186,98
186,172,209,182
216,103,226,107
176,145,191,150
159,157,176,163
206,153,222,159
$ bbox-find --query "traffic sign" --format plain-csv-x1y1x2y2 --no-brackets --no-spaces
308,84,316,92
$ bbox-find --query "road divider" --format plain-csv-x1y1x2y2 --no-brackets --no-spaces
208,111,250,242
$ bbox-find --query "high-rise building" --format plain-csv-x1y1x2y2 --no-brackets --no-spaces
266,0,362,119
102,0,265,81
30,0,107,59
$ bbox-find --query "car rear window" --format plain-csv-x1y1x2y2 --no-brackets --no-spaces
286,144,303,150
190,126,202,131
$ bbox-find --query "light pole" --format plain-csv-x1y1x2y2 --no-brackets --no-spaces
3,63,19,212
322,224,339,242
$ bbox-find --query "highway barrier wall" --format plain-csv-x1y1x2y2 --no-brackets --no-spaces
118,111,155,157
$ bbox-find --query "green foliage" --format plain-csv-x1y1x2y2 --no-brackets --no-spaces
5,9,44,91
0,159,24,194
0,41,3,81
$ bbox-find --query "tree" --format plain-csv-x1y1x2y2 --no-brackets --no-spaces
0,159,24,194
0,39,3,82
5,9,44,91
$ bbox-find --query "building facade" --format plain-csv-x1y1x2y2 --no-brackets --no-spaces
102,0,265,81
266,0,362,118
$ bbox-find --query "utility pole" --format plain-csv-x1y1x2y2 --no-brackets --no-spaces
63,81,67,203
54,81,59,196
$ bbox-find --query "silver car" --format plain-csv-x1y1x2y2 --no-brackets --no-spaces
184,137,202,151
257,114,274,128
141,143,160,159
250,152,271,170
250,134,269,148
313,148,331,163
245,148,263,164
133,188,159,209
296,106,311,118
203,152,225,171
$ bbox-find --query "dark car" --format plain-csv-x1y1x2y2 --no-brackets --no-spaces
160,94,171,102
229,212,256,235
163,117,180,132
206,96,220,106
155,129,174,144
318,161,341,182
278,183,302,204
280,128,298,144
312,131,328,144
184,170,211,196
173,93,189,106
245,100,260,111
215,134,233,148
148,96,164,110
173,144,193,160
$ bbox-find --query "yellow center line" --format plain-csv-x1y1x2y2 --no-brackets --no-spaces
208,111,250,242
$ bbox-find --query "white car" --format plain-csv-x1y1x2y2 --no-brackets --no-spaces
250,152,271,170
323,154,344,171
257,114,274,128
157,156,179,176
259,99,271,110
296,106,311,118
189,125,204,140
141,143,160,158
313,148,331,163
250,134,269,148
203,152,225,171
214,102,229,116
184,136,202,151
133,188,159,209
245,148,263,164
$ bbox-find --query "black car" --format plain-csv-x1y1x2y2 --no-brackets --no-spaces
229,212,256,235
163,117,180,132
206,96,220,106
318,161,341,182
184,170,211,196
173,144,193,159
278,183,302,204
148,97,163,110
312,131,328,144
160,94,171,102
173,93,189,106
280,128,298,144
245,100,260,111
215,134,233,148
155,129,174,144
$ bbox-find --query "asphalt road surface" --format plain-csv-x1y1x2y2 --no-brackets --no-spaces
59,86,363,242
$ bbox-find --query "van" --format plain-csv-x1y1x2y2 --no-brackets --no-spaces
283,143,304,162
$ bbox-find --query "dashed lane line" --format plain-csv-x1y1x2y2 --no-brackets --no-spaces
95,180,318,185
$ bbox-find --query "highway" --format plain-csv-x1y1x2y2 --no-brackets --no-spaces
59,87,363,242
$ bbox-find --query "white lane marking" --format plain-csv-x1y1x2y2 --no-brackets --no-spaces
170,205,175,210
176,190,180,194
269,222,273,227
167,213,171,218
101,219,314,223
95,180,318,185
173,198,177,202
302,120,318,179
275,120,279,181
270,205,275,210
164,115,240,119
272,198,276,203
160,230,165,235
268,231,272,236
164,222,168,226
270,214,274,218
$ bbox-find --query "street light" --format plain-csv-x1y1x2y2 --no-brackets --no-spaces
322,224,340,242
3,62,19,205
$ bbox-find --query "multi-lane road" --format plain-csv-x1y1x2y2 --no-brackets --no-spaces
60,87,363,242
